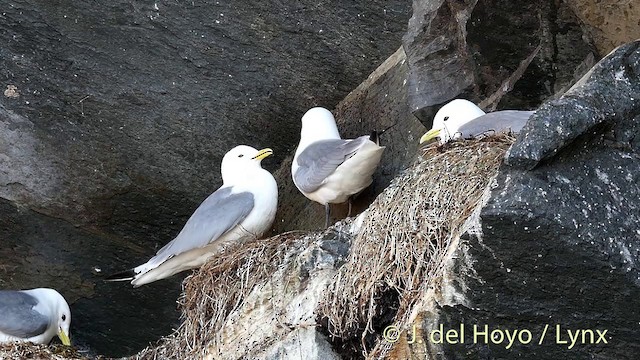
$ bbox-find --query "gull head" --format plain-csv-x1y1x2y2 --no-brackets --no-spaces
420,99,486,144
221,145,273,184
37,288,71,346
299,107,341,143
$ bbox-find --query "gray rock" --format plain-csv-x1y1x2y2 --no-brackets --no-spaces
506,40,640,169
402,0,478,122
0,0,410,234
0,1,410,356
402,0,596,124
427,40,640,359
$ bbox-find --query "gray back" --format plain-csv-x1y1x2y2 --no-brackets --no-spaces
294,136,369,193
0,290,49,338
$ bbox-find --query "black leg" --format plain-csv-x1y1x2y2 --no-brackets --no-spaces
324,204,331,228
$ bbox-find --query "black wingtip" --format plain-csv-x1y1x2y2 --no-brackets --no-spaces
369,130,380,145
369,120,399,145
104,269,136,282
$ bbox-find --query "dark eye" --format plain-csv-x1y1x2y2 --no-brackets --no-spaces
62,314,66,321
444,116,450,121
238,154,244,158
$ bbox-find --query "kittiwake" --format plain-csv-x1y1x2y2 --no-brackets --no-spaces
292,107,385,227
420,99,535,144
0,288,71,346
107,145,278,287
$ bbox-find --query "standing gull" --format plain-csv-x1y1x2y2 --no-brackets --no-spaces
107,145,278,287
292,107,385,227
420,99,535,144
0,288,71,346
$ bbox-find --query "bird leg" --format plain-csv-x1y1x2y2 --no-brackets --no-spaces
347,197,353,218
324,204,331,228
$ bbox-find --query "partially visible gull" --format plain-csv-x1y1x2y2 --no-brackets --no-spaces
107,145,278,287
292,107,385,227
420,99,535,144
0,288,71,346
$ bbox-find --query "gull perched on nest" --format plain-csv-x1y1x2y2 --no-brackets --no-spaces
292,107,385,227
107,145,278,287
0,288,71,346
420,99,535,144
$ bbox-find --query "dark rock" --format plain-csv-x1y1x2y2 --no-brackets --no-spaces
0,198,184,357
0,0,410,233
0,1,411,356
506,40,640,169
402,0,596,125
427,40,640,359
402,0,478,122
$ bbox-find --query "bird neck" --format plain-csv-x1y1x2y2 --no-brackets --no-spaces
297,122,341,156
222,166,271,187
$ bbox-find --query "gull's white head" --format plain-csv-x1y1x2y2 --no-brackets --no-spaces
299,107,341,144
420,99,486,144
221,145,273,184
32,288,71,346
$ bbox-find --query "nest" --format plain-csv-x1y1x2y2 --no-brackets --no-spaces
132,231,309,360
318,135,514,358
0,343,92,360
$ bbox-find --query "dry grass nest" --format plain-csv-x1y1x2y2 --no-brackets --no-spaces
0,343,94,360
318,134,515,358
132,230,312,359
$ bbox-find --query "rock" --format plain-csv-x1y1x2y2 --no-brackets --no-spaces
566,0,640,56
416,39,640,359
402,0,478,122
0,0,410,234
402,0,596,124
506,40,640,169
0,1,410,356
0,198,184,357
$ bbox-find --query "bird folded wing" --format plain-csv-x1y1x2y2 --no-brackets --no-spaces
0,291,49,338
294,136,370,193
458,110,534,139
144,188,255,268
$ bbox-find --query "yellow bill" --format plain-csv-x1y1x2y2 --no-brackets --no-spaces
58,328,71,346
419,129,441,144
252,148,273,160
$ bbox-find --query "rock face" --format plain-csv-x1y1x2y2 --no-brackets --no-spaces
0,0,411,233
420,40,640,359
566,0,640,56
402,0,596,124
0,1,410,357
206,230,350,360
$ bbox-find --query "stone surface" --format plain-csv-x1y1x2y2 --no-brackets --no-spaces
204,229,352,360
506,40,640,169
0,1,410,357
416,40,640,359
0,0,410,233
566,0,640,56
0,198,184,357
402,0,478,122
402,0,596,125
271,48,427,232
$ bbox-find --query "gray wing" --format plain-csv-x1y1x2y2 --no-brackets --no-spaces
294,136,370,193
148,187,255,265
458,110,535,139
0,291,49,338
